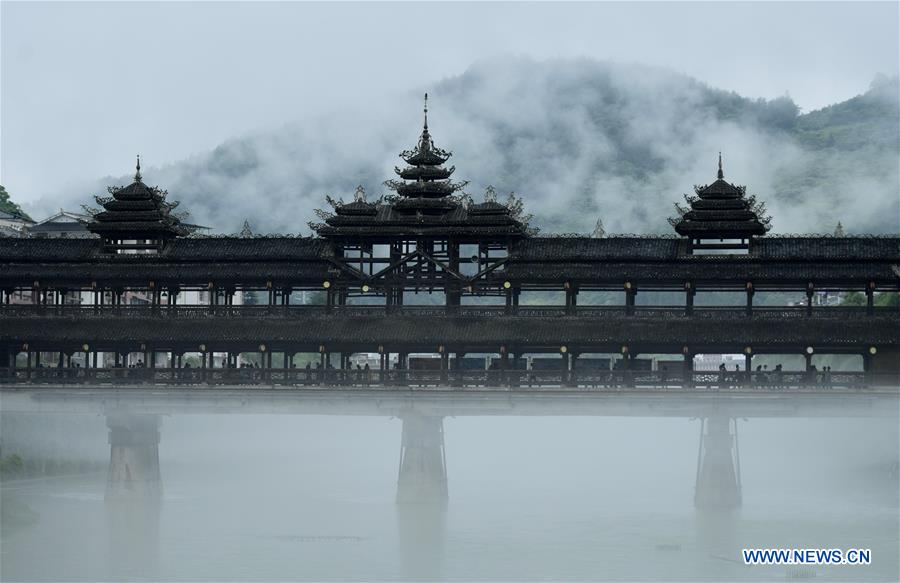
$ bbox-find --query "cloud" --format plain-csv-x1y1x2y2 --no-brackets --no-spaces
32,56,899,235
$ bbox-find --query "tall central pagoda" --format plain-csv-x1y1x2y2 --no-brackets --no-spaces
386,93,465,204
313,94,529,242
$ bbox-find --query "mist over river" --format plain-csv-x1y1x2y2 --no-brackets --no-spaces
1,393,897,581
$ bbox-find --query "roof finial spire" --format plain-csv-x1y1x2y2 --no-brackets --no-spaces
135,154,142,181
717,151,724,180
423,92,429,131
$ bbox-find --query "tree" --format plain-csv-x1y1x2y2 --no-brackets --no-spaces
0,185,32,220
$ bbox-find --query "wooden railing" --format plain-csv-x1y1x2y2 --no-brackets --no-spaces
0,366,892,391
1,304,895,320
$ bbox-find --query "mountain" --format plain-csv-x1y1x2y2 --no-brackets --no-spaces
25,58,900,235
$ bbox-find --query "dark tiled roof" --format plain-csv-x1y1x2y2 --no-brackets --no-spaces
0,237,331,262
88,177,186,238
755,237,900,260
3,311,896,349
696,178,744,198
0,262,332,286
2,236,897,287
510,238,681,261
501,261,900,284
0,238,99,260
163,238,332,261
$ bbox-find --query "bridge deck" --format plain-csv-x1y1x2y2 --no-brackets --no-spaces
2,384,897,418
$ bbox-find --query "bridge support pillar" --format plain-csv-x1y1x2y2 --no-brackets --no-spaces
106,413,162,503
439,351,449,385
397,416,448,504
568,352,579,387
694,417,741,510
867,347,900,387
683,350,693,388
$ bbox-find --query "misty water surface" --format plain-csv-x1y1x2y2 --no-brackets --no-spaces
1,394,897,582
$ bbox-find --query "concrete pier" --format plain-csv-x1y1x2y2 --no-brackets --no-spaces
105,413,163,502
396,416,448,504
694,417,742,509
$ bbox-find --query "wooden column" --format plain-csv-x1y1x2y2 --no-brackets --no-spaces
569,352,579,387
685,282,695,316
862,351,872,387
805,283,814,316
564,283,578,316
744,351,752,385
866,282,875,316
746,283,754,317
683,349,693,388
398,352,408,386
622,348,632,387
625,283,636,316
439,349,448,385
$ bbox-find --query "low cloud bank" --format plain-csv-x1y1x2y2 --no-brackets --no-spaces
33,57,900,235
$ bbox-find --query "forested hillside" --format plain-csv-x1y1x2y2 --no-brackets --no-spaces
19,59,900,235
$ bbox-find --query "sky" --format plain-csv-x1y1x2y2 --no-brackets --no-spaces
1,1,898,210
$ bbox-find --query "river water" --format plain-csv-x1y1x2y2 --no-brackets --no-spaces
1,396,897,581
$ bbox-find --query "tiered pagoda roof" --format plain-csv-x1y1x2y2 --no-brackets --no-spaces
671,154,770,240
313,94,529,240
384,93,466,207
87,157,189,243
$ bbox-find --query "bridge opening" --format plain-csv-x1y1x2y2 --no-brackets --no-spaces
577,290,624,306
403,290,446,305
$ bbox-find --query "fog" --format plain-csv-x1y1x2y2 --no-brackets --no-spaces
3,3,898,236
17,58,900,237
2,392,898,581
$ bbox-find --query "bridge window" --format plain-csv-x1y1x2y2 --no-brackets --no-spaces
690,238,751,255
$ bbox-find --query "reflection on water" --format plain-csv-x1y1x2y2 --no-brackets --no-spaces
1,393,897,581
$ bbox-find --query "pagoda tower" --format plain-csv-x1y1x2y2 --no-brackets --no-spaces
384,93,467,214
671,154,770,253
313,93,528,242
88,156,189,252
311,94,530,309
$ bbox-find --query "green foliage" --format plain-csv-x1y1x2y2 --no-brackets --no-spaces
794,77,899,151
183,355,202,368
840,291,899,307
0,454,25,478
875,292,900,307
0,185,32,220
841,292,867,306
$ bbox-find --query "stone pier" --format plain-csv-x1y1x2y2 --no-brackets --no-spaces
396,416,448,504
694,417,742,509
105,413,162,502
